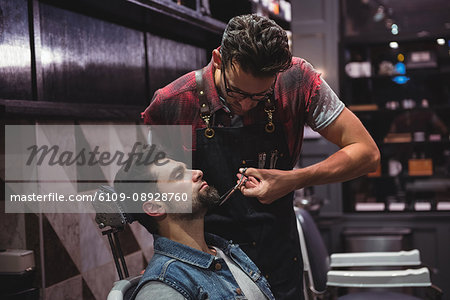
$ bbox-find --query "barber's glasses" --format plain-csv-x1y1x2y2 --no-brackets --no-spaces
222,68,276,102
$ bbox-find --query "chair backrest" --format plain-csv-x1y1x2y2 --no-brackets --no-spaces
295,207,330,293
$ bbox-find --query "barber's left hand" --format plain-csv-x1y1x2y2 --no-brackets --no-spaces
236,168,298,204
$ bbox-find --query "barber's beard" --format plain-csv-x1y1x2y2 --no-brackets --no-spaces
171,186,220,221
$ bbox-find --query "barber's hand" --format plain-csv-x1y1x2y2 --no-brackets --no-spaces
236,168,298,204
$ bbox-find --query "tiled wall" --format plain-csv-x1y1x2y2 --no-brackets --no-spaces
1,190,155,300
1,122,157,299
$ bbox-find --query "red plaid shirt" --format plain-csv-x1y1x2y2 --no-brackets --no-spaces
142,57,323,166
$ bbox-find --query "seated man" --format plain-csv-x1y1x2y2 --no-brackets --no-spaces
114,151,275,300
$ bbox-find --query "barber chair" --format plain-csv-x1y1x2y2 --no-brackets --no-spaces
107,275,142,300
92,186,141,300
294,207,443,300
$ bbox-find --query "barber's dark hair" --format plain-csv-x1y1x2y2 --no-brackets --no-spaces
114,152,160,235
221,14,292,77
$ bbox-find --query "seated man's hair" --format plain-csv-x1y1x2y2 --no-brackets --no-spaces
114,151,160,235
221,14,292,77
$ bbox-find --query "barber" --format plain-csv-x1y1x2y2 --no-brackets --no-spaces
142,14,380,299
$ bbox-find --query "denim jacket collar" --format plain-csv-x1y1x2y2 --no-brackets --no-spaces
153,233,231,269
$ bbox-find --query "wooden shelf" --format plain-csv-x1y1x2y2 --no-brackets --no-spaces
1,99,144,121
381,140,450,146
125,0,226,35
348,104,379,111
41,0,226,47
359,174,450,182
346,69,450,80
341,33,450,46
350,105,450,113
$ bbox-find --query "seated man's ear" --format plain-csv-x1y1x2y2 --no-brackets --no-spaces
142,201,165,217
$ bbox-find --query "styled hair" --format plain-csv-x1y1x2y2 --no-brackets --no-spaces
220,14,292,77
114,152,160,235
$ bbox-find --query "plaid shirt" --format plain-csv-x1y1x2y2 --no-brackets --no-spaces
142,57,325,166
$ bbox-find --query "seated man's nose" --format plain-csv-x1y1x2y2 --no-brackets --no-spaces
192,170,203,181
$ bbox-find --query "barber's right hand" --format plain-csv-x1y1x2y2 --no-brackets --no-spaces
236,173,258,189
236,168,297,204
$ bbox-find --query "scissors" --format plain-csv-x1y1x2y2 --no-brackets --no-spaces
219,168,248,206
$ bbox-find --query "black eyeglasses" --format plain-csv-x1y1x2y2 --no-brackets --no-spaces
222,68,276,102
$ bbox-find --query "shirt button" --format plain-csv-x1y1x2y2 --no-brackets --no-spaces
252,241,257,246
293,257,298,262
215,263,222,271
265,274,269,279
236,288,242,295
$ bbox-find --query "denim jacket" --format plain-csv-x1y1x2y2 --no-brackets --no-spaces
131,233,275,300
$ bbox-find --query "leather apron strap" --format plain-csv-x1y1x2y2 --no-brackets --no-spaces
195,69,215,138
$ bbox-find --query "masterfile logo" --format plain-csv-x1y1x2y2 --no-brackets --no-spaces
4,124,192,214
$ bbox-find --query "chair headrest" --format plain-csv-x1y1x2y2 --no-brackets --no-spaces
92,185,135,229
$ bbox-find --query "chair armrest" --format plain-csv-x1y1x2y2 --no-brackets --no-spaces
330,249,420,267
107,275,142,300
327,267,431,288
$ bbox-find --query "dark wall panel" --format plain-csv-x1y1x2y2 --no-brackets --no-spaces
39,3,146,105
0,0,32,100
412,228,438,270
146,32,207,96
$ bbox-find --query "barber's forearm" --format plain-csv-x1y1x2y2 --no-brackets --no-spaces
292,142,380,190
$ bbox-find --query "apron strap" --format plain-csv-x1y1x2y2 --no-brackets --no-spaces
195,69,211,117
195,69,215,138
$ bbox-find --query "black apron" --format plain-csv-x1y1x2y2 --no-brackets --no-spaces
194,72,304,300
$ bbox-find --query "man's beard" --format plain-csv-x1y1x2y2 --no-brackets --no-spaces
197,186,221,210
172,186,220,220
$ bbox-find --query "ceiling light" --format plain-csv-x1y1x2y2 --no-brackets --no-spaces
437,38,445,45
373,6,385,22
391,24,398,35
389,42,399,49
